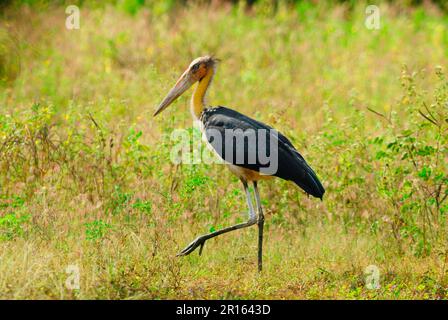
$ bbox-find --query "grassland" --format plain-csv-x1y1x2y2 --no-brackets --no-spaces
0,1,447,299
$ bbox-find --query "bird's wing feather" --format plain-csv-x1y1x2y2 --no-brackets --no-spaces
201,106,325,199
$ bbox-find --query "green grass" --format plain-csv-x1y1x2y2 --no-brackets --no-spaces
0,1,447,299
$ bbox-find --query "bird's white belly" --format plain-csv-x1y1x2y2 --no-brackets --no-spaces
226,163,273,182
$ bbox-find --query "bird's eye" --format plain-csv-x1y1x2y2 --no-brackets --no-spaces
192,63,200,72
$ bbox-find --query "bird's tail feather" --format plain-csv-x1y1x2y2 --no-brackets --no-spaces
293,164,325,200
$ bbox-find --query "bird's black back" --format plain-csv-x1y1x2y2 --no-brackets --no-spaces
201,106,325,199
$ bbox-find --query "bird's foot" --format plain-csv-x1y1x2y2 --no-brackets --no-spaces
177,235,207,257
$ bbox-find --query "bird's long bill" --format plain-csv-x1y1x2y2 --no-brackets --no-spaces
153,70,193,117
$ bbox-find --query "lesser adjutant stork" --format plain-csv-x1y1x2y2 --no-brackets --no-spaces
154,56,324,272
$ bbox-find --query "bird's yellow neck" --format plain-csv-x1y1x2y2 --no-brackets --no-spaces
191,67,214,119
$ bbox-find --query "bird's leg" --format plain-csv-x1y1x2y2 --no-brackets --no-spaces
254,181,264,272
177,180,257,257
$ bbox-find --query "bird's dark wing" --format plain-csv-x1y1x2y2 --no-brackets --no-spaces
201,106,325,199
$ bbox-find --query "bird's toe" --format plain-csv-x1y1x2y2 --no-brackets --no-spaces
177,236,207,256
